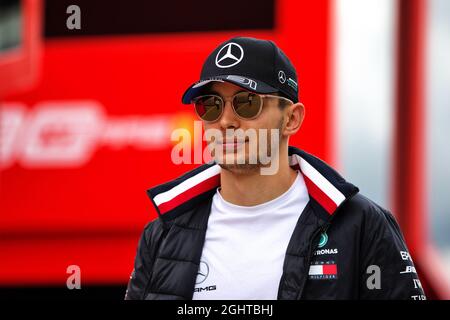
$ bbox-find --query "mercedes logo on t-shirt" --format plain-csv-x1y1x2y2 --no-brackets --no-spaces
196,261,209,284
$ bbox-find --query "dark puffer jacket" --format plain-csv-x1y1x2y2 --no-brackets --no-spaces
125,146,426,300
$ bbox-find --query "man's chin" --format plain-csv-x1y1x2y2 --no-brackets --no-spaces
218,163,262,175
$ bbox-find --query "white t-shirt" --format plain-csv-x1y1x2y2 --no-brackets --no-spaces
193,171,309,300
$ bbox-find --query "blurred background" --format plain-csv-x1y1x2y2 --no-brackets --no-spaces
0,0,449,299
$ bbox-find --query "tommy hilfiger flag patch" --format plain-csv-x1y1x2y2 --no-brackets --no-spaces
308,261,338,279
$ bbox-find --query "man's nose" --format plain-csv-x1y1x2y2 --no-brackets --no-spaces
218,100,240,129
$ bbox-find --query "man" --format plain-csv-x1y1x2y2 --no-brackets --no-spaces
125,37,426,300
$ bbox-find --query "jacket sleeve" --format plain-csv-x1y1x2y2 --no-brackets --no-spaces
124,220,159,300
359,204,426,300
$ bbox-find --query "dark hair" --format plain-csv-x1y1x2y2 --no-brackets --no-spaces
273,92,292,110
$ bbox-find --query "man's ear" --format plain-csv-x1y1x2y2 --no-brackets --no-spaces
282,103,305,137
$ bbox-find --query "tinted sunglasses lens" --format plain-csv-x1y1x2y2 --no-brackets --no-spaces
194,96,223,122
233,92,262,119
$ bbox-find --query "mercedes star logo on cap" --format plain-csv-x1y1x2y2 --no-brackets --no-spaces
215,42,244,68
278,70,286,84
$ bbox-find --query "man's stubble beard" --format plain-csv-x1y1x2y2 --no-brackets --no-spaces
218,117,284,175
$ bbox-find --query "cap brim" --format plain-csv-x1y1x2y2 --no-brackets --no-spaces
181,75,278,104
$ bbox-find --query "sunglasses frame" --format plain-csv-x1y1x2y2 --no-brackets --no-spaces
192,92,294,123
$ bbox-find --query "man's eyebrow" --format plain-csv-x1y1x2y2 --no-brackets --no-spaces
207,90,220,95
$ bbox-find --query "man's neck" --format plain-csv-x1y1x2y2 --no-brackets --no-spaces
218,153,298,207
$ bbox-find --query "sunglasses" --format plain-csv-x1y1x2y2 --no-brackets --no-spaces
192,91,293,123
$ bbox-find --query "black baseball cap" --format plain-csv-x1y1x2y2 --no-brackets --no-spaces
181,36,299,104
